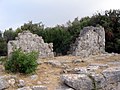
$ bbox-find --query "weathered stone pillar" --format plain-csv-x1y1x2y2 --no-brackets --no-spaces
71,26,105,58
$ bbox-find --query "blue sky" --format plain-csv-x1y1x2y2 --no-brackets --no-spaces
0,0,120,31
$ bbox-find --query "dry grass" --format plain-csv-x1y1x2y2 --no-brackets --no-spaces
1,54,120,90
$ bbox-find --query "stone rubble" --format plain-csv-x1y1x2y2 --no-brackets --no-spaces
8,31,54,58
4,28,120,90
73,67,88,74
61,66,120,90
0,54,119,90
30,75,38,81
88,63,109,69
45,60,62,68
61,74,93,90
0,77,9,90
17,79,26,88
8,78,16,86
31,85,47,90
108,61,120,66
56,83,74,90
17,86,32,90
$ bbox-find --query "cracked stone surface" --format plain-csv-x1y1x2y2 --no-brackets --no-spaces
8,31,54,58
70,26,105,58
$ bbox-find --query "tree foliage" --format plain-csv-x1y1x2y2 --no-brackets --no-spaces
0,37,7,56
0,9,120,56
88,10,120,53
42,27,72,55
3,28,16,42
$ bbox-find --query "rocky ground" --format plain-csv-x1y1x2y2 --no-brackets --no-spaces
0,53,120,90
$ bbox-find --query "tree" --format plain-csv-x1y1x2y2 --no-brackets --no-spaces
1,9,120,56
3,28,16,42
20,21,44,34
0,31,2,38
89,9,120,53
0,38,7,56
41,26,72,55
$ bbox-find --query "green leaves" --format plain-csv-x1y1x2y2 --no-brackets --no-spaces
42,27,72,55
3,28,16,42
89,9,120,53
1,9,120,56
0,37,7,56
4,49,38,74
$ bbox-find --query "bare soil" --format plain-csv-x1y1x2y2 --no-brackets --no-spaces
1,54,120,90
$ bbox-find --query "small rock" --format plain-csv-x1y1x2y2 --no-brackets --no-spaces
30,75,38,80
88,63,109,69
94,56,106,60
37,81,42,85
72,59,83,63
65,89,74,90
43,81,50,84
102,67,120,84
8,78,16,86
3,75,17,80
56,83,74,90
62,68,75,74
37,60,43,65
104,83,117,90
62,70,68,74
61,74,93,90
59,60,73,63
74,67,88,74
90,73,107,89
62,67,89,74
108,61,120,65
117,82,120,90
17,79,25,87
17,86,32,90
0,77,9,90
46,60,62,67
61,64,70,69
32,85,47,90
87,66,99,72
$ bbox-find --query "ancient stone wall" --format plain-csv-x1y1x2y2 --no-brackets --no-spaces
71,26,105,57
61,66,120,90
8,31,54,58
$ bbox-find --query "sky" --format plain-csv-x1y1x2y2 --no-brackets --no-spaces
0,0,120,31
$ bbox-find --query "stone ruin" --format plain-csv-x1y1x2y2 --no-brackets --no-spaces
8,31,54,58
71,26,105,58
8,26,105,59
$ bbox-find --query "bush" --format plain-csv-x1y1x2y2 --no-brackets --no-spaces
4,49,38,74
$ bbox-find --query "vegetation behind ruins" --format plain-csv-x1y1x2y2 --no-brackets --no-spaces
0,9,120,56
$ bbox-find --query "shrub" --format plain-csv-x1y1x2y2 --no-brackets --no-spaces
4,49,38,74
